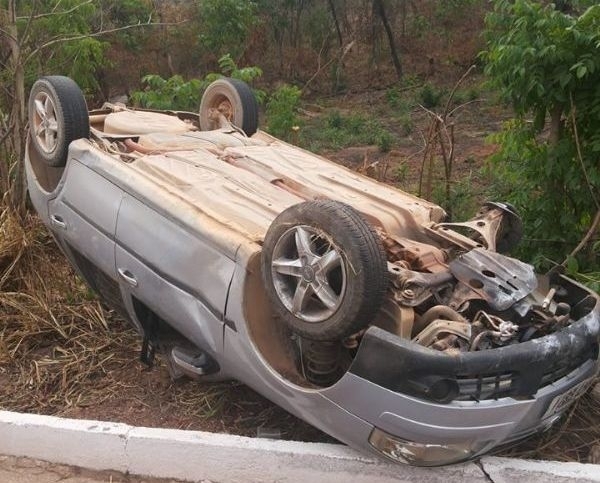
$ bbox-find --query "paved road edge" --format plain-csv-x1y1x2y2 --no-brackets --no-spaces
1,410,598,482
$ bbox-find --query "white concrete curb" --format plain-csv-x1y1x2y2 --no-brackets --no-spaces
1,410,599,482
480,456,600,482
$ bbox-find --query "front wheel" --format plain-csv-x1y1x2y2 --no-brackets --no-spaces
261,200,388,341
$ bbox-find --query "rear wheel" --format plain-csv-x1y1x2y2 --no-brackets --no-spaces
28,76,89,168
199,78,258,136
262,200,388,341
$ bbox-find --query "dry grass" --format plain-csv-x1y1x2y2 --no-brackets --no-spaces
500,387,600,462
0,206,138,413
0,205,598,458
0,207,203,416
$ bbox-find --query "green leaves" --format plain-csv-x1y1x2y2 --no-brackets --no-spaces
131,75,202,111
131,54,264,111
14,0,111,94
197,0,258,59
482,1,600,115
483,2,600,274
265,84,301,140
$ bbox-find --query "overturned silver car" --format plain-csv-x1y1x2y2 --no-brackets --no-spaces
25,75,600,466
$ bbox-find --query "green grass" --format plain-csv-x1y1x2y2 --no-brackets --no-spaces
299,110,397,153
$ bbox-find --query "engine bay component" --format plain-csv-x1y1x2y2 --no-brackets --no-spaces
437,202,523,253
300,339,343,386
470,311,520,351
412,319,472,353
448,248,537,311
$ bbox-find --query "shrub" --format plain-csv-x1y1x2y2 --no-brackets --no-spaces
266,84,302,140
131,54,265,111
419,83,443,108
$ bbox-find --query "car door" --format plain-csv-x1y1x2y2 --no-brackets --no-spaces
114,193,236,354
48,159,123,281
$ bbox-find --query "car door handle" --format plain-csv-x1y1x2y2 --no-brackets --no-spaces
50,214,67,230
117,268,138,287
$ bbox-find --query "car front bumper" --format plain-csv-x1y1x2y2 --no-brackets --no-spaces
322,298,600,466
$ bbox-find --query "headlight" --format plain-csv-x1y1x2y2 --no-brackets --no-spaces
368,428,481,466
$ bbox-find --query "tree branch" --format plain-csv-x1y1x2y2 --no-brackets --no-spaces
24,19,186,66
16,0,93,20
569,92,599,210
0,27,17,43
302,40,354,93
563,209,600,264
442,64,476,118
561,92,600,264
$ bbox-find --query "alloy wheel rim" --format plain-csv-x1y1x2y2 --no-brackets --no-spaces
32,91,59,154
271,225,347,323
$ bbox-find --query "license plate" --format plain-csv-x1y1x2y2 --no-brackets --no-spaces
542,378,594,419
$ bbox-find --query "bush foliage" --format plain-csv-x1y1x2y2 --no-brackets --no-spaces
131,54,264,111
482,0,600,269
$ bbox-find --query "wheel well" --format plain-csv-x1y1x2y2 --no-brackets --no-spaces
26,140,64,193
243,253,312,387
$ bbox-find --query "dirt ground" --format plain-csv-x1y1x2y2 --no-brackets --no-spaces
0,455,188,483
57,335,333,443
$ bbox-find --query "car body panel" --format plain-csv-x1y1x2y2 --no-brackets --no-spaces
322,359,596,446
49,158,122,279
114,193,235,354
224,138,446,236
222,265,379,453
115,193,235,319
128,149,302,241
115,244,224,354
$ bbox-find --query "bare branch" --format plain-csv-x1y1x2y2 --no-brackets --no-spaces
442,64,476,118
20,0,44,47
569,92,599,210
16,0,93,20
0,118,15,146
564,209,600,264
447,98,484,118
0,27,17,43
302,40,355,93
561,92,600,264
418,104,444,123
24,19,186,66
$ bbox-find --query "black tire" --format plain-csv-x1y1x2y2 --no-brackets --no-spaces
28,76,89,168
199,77,258,136
261,200,388,341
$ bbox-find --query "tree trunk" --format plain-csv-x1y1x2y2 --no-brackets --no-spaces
373,0,402,80
328,0,343,46
549,105,562,146
7,0,26,215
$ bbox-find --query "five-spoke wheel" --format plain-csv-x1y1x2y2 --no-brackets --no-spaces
271,225,347,323
31,91,59,156
262,200,388,341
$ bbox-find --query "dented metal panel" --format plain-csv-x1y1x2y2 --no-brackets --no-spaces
448,248,537,311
